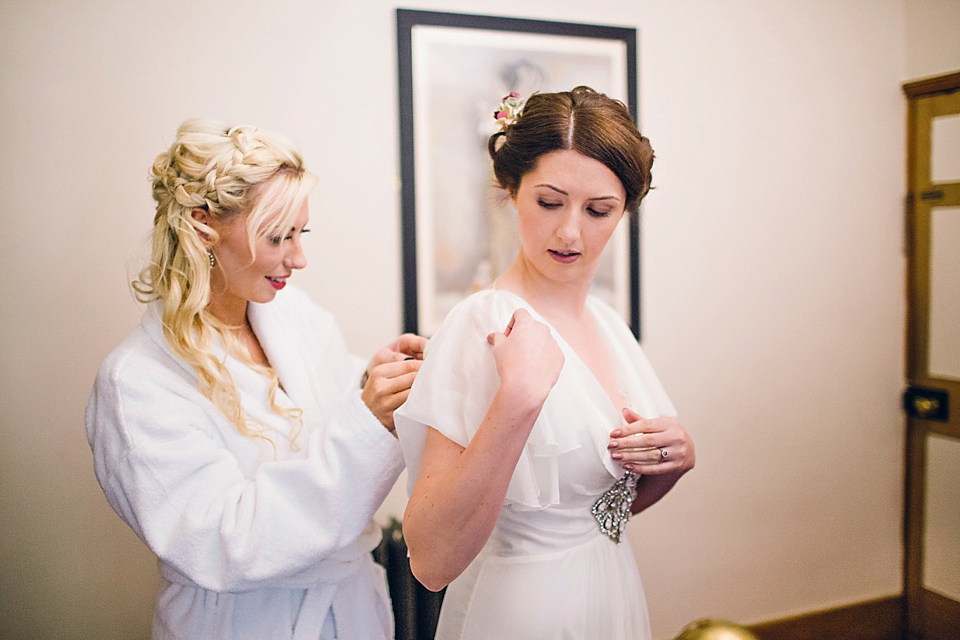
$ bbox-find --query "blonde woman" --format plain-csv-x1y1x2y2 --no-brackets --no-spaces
86,119,424,640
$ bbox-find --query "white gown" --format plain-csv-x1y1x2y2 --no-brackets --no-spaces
394,289,676,640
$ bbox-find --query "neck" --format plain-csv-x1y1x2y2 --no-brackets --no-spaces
499,254,593,324
207,296,249,329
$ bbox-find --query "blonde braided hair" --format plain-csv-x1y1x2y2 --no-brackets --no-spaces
134,118,317,446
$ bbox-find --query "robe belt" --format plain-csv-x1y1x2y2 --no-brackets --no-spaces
157,549,371,590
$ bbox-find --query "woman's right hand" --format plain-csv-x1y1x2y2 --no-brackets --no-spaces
486,308,564,403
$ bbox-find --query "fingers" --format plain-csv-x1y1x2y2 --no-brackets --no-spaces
367,346,398,370
624,458,682,474
373,376,416,412
392,333,427,360
370,358,421,382
611,410,668,437
369,333,427,371
487,308,533,345
608,432,662,453
622,438,695,474
609,413,672,456
503,308,527,338
361,359,422,429
611,444,668,464
610,438,684,473
607,414,695,475
609,407,645,438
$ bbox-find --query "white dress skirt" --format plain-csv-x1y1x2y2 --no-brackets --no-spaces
395,289,677,640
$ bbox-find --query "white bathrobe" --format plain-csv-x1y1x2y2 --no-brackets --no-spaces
86,286,403,640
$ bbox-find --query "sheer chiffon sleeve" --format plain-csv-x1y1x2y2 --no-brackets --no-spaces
397,291,578,509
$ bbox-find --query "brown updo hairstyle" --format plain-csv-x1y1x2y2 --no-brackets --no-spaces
488,86,654,214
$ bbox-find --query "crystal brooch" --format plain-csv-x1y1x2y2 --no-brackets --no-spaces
591,471,637,543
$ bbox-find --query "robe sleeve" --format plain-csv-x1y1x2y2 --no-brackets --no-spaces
86,300,403,593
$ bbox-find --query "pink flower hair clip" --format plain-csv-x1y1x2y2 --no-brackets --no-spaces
494,92,525,131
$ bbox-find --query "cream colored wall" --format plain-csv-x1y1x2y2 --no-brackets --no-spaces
903,0,960,80
0,1,953,638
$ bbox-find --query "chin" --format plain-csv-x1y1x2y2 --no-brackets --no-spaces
252,289,279,304
544,265,589,282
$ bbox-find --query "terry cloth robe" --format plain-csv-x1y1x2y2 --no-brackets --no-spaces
86,286,403,640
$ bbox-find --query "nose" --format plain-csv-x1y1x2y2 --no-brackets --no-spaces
285,238,307,270
556,208,580,244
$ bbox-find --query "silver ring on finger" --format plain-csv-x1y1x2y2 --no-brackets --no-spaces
659,447,668,461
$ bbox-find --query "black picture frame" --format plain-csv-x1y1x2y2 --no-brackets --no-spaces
397,8,640,338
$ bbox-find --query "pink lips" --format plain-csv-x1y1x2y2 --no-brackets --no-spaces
548,249,581,264
266,276,287,290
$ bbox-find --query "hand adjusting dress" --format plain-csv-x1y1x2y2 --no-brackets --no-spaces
86,286,402,640
394,289,676,640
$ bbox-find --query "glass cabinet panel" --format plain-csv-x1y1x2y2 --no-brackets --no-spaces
928,206,960,381
931,113,960,184
923,434,960,600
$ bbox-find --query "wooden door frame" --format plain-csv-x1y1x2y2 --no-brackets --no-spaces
901,70,960,640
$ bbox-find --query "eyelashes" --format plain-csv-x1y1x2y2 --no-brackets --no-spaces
536,199,611,217
268,228,310,245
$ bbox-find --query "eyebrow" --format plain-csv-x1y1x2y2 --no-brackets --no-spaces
535,183,622,202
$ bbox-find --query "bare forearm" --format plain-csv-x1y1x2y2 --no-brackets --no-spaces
403,386,545,590
630,470,685,515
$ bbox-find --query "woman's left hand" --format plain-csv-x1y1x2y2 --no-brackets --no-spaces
368,333,426,368
362,333,427,430
607,407,695,475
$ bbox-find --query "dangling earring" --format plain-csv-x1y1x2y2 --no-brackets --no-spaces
208,250,216,268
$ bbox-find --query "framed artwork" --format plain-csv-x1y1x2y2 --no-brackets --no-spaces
397,9,640,337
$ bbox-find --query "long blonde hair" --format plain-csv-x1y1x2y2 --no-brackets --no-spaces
134,118,317,444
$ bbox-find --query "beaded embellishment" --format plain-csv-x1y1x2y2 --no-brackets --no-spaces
591,471,638,543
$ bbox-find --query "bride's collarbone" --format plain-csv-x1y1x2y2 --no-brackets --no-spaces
546,315,625,411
